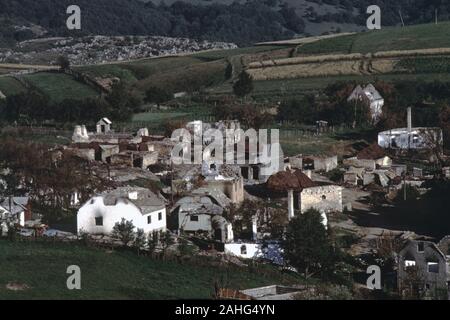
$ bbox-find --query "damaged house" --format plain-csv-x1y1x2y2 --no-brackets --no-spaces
0,197,31,231
267,169,343,226
398,238,450,299
347,84,384,122
184,120,284,184
288,154,338,173
378,108,443,152
172,161,244,205
172,188,233,243
70,118,158,169
77,187,167,235
343,144,396,187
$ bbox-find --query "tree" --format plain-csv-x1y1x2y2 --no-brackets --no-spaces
56,55,70,71
147,230,159,256
233,71,253,98
111,218,136,247
134,228,146,255
160,230,174,258
144,86,172,106
283,209,339,278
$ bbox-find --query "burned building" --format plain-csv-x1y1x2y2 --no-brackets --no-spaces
398,239,450,299
378,108,443,151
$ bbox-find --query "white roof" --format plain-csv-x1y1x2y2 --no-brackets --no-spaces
98,117,112,125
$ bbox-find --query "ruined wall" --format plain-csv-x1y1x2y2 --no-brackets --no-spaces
140,151,159,169
100,145,120,162
288,156,303,170
300,185,343,214
206,177,244,204
343,157,376,170
313,156,338,172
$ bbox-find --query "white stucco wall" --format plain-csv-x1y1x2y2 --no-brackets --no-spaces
178,211,212,232
77,196,166,235
224,243,262,259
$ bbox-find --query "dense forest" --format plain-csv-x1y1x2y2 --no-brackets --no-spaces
308,0,450,26
1,0,450,46
0,0,303,46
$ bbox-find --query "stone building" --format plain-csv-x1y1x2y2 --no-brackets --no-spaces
267,169,342,227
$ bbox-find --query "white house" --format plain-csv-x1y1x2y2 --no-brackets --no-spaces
77,187,166,235
96,117,112,134
348,84,384,122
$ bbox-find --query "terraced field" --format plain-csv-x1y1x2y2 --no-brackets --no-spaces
22,72,99,102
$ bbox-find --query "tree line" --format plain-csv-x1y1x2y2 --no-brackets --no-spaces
0,82,140,125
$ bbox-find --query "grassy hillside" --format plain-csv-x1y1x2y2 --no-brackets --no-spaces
0,241,302,299
21,73,99,102
298,22,450,55
0,77,26,96
133,59,229,95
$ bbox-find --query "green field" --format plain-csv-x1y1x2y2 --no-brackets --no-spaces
77,56,204,85
0,77,26,96
22,72,99,102
298,22,450,55
0,241,302,299
75,64,138,84
133,59,229,94
210,72,450,100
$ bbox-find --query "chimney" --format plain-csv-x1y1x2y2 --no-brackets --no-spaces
288,189,295,220
82,125,88,137
407,107,412,133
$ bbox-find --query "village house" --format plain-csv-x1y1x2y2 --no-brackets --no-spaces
77,187,166,235
172,161,245,205
398,239,450,299
343,144,399,187
70,118,159,169
267,169,343,227
0,197,31,230
171,188,233,243
288,155,338,173
347,84,384,122
183,120,284,184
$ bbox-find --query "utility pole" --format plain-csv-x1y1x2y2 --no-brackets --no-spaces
435,8,438,25
403,173,407,201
